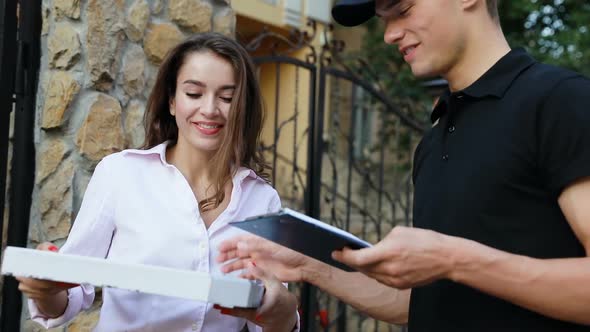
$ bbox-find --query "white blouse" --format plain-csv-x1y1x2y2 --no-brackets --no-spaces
29,142,295,332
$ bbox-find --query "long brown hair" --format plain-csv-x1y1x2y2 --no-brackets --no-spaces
143,32,270,212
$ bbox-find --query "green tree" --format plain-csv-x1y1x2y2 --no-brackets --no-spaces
500,0,590,76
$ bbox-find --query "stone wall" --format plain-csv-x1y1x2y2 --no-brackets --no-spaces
23,0,235,331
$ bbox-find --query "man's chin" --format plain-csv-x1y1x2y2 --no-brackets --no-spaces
409,66,438,79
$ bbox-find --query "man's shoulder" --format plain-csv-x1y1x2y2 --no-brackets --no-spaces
505,61,589,108
519,62,588,91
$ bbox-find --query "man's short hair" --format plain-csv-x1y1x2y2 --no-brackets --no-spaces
487,0,500,21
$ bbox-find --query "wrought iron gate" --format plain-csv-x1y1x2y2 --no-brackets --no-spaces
0,1,41,331
244,21,428,332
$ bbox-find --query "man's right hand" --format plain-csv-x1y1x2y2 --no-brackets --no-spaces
16,242,77,318
217,234,326,283
218,234,412,325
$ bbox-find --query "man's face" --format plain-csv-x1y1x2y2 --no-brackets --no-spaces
376,0,467,78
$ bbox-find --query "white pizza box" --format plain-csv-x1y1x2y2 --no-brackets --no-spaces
1,246,264,308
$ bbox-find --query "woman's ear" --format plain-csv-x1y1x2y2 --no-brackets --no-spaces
169,98,176,116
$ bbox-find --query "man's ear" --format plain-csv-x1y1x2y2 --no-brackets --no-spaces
461,0,479,11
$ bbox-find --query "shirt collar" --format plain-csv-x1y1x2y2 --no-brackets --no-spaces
121,141,169,165
121,141,259,180
431,48,536,123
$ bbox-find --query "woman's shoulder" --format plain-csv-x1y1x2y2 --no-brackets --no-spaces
238,167,278,193
103,144,166,166
93,145,165,180
238,167,272,185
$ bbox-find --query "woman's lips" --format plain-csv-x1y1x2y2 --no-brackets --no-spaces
193,122,223,135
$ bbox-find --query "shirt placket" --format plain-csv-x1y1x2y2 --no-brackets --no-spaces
441,93,463,163
168,166,212,332
171,168,247,332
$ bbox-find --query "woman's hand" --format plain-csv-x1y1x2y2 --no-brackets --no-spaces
16,242,78,318
214,262,298,332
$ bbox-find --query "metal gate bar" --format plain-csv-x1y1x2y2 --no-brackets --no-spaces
0,0,18,260
1,1,42,331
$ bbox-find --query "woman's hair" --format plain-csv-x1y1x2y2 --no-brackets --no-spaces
143,32,270,212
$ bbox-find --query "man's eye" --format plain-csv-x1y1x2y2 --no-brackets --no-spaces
399,6,412,16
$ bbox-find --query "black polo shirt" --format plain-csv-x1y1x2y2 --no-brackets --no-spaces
409,48,590,331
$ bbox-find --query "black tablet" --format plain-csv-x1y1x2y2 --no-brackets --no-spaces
229,208,371,272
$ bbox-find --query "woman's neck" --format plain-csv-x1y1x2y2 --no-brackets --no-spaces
166,140,214,188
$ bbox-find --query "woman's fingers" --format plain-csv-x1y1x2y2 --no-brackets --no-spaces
36,242,59,252
214,262,298,330
15,273,78,301
214,304,258,322
52,282,78,289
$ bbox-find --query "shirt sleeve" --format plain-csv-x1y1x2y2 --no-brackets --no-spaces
29,156,118,328
537,75,590,196
246,321,261,332
267,189,282,213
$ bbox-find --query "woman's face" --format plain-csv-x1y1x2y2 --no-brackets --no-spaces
170,51,236,154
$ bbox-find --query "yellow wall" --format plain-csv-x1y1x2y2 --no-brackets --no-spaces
233,0,285,27
254,33,324,205
235,2,366,205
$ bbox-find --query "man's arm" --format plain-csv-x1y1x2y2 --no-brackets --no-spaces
304,262,410,325
449,177,590,325
336,177,590,326
217,235,410,324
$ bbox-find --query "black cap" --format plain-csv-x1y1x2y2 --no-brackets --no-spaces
331,0,376,27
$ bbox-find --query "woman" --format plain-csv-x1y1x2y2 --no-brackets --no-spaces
17,33,299,332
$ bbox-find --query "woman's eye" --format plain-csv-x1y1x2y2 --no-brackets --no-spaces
186,93,202,98
220,97,233,103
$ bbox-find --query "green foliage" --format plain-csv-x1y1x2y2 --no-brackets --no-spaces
500,0,590,76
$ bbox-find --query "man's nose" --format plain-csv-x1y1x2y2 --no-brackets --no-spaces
383,20,404,45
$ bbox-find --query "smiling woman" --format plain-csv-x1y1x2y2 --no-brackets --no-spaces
144,33,269,214
16,33,300,332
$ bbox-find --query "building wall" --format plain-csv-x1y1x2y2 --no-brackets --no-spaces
23,1,235,331
233,0,333,209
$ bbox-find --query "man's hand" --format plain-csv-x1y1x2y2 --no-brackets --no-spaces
218,234,322,283
218,234,413,325
332,226,460,289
